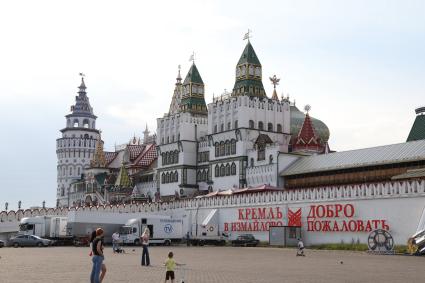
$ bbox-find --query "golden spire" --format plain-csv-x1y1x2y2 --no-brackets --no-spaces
90,131,107,168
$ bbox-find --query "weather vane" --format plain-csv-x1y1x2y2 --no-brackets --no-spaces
304,104,311,113
269,75,280,89
79,72,85,77
243,29,252,41
189,52,195,63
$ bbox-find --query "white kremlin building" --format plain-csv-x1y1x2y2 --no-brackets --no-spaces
1,36,424,248
56,39,333,207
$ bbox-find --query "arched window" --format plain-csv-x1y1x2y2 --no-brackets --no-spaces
249,120,254,129
258,144,265,161
215,165,219,177
161,173,165,184
215,142,219,157
225,140,230,155
258,121,264,130
234,120,238,129
225,164,230,176
227,122,231,130
197,171,201,182
175,150,179,164
220,165,225,177
277,124,282,133
214,125,217,133
231,163,236,175
162,153,165,165
268,123,273,132
231,139,236,154
164,152,168,165
250,158,254,167
269,154,273,164
83,119,89,128
165,172,170,183
220,124,224,132
175,171,178,182
73,119,79,127
77,167,81,176
166,137,169,143
69,167,73,176
219,141,225,156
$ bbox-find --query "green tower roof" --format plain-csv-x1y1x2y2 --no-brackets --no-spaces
407,114,425,142
237,41,261,66
183,63,204,85
115,164,132,188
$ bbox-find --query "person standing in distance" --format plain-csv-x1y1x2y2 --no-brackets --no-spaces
112,231,120,253
297,238,305,256
141,227,150,266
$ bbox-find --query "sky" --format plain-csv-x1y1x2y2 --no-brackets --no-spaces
0,0,424,210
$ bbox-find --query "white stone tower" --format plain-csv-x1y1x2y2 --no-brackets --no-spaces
56,75,100,207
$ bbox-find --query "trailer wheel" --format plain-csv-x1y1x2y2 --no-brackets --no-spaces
13,242,19,248
164,240,171,246
134,239,140,246
37,242,43,247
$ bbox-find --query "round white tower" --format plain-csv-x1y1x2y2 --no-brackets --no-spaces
56,75,100,207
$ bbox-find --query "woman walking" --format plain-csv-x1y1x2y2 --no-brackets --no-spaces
90,228,106,283
89,230,107,282
141,227,150,266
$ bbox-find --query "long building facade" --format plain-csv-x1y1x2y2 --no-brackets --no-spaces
55,38,424,208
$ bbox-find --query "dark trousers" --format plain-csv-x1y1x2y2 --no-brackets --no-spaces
141,244,150,266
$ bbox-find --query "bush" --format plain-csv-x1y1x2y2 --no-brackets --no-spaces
309,243,368,251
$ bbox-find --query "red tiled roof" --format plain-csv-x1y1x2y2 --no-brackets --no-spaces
292,113,325,152
134,143,157,167
128,145,146,161
104,151,118,165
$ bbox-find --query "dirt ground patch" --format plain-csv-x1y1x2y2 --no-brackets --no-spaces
0,246,423,283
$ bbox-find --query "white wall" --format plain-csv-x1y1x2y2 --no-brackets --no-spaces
3,180,425,247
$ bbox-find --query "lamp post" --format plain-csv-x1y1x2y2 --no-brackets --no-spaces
5,202,8,211
42,201,46,209
18,200,21,210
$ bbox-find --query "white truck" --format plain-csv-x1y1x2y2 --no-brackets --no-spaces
119,216,183,246
189,208,227,246
19,216,72,245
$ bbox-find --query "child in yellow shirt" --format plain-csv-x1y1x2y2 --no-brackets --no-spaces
164,251,178,283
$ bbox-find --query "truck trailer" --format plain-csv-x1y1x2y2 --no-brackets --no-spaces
119,216,183,245
19,216,73,245
66,210,145,245
190,208,227,246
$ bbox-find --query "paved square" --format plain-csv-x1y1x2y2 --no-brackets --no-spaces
0,246,423,282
